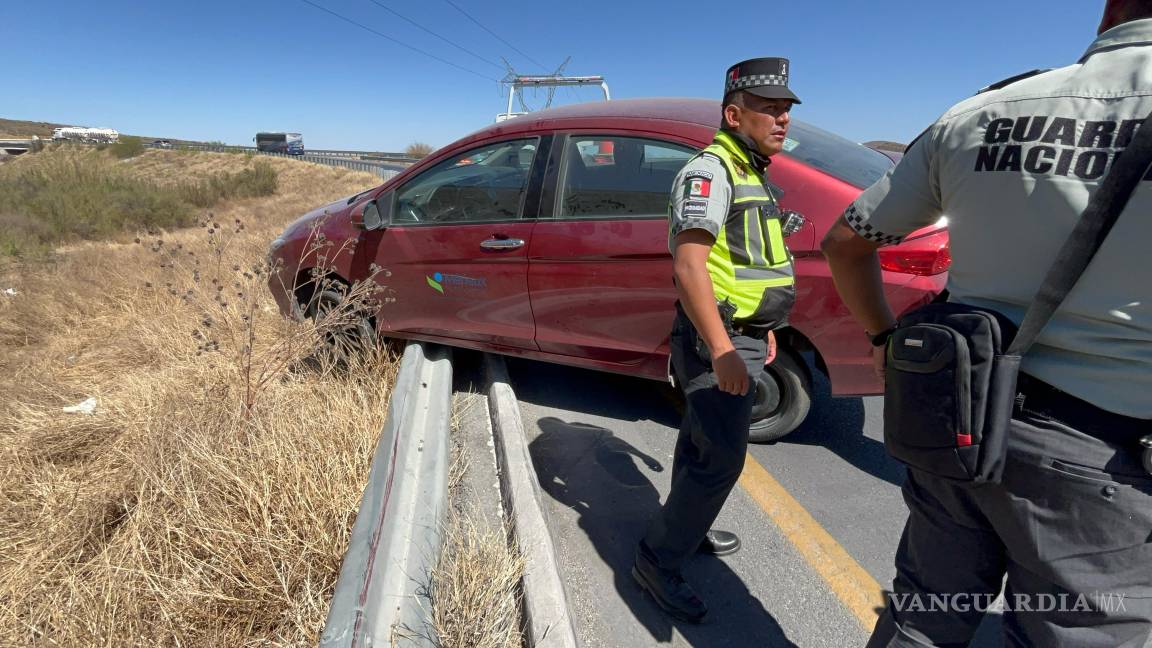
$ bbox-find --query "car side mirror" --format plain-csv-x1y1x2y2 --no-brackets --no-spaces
351,200,380,230
352,194,393,231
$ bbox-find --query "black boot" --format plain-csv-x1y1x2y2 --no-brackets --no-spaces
697,529,741,556
632,542,708,623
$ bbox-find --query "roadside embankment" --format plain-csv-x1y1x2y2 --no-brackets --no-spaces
0,149,391,645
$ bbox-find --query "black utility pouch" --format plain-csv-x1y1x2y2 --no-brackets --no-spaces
883,109,1152,484
883,303,1019,483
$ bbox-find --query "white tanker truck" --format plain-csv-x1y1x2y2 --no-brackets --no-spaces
51,126,120,144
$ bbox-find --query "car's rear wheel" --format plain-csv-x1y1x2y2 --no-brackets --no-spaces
748,346,812,443
305,288,377,365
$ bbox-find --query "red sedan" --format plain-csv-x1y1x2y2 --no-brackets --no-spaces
268,98,948,441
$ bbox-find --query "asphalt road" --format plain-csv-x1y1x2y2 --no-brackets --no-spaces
474,351,1004,648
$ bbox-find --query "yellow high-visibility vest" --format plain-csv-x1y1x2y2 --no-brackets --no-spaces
699,129,796,327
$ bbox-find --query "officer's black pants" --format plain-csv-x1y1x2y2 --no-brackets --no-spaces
868,408,1152,648
642,306,767,571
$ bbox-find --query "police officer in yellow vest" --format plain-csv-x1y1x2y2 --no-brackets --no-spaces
634,57,803,623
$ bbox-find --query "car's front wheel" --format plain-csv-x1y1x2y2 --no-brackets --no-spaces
305,288,377,365
748,347,812,443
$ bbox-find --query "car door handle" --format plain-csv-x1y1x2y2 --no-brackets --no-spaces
480,237,525,250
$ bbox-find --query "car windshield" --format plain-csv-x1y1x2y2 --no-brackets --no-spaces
782,121,894,189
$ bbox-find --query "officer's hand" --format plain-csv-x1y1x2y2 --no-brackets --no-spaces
765,330,777,365
872,345,887,382
713,348,750,395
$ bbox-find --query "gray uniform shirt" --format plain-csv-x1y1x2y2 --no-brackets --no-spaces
844,18,1152,418
668,152,731,252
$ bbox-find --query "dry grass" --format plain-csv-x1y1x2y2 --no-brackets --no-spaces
124,149,275,187
426,393,524,648
0,118,66,139
429,514,525,648
430,446,525,648
0,147,289,258
0,153,393,645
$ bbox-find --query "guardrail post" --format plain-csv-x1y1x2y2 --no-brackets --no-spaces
321,342,452,648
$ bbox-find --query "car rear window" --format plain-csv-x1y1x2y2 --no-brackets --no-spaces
782,121,894,189
556,136,697,219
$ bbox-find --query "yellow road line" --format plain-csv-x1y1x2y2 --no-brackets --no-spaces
738,454,887,631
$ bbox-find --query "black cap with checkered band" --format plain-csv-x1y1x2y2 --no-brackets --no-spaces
724,57,801,104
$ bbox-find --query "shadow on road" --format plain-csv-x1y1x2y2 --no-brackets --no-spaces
531,418,798,647
507,354,904,487
767,355,905,488
506,358,682,429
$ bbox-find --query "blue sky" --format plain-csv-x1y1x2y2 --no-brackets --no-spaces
2,0,1106,151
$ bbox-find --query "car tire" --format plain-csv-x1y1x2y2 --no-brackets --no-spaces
747,346,812,443
305,288,377,365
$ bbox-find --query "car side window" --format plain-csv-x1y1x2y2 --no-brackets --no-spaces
394,138,538,224
556,136,696,220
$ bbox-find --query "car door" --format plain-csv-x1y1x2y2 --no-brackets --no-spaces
527,133,698,367
369,136,548,351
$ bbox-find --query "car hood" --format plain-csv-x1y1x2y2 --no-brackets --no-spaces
278,193,359,239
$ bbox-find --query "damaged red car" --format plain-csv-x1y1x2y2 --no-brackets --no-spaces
267,98,949,441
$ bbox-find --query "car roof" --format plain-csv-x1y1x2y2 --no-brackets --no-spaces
388,97,895,193
470,97,720,139
533,97,718,125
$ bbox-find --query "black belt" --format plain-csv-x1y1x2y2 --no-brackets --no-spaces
1015,373,1150,447
673,301,770,340
732,322,771,340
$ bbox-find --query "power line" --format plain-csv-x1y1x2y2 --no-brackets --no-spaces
442,0,548,71
543,56,571,108
298,0,499,82
363,0,505,71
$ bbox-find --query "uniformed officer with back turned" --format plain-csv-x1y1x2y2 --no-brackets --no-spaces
822,1,1152,645
633,57,804,623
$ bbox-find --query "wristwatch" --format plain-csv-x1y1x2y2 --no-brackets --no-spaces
1140,435,1152,476
869,326,896,347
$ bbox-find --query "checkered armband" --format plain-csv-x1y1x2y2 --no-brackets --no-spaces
843,203,904,246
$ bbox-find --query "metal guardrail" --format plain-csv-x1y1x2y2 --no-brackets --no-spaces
310,149,421,163
485,355,580,648
321,342,452,648
257,150,402,181
0,138,37,154
31,139,415,179
177,143,419,163
164,143,407,180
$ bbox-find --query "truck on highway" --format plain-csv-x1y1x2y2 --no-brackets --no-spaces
255,132,304,155
51,127,120,144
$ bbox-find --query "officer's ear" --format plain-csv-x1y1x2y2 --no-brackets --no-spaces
722,91,746,129
722,102,742,130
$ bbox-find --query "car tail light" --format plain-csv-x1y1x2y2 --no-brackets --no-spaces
879,243,951,276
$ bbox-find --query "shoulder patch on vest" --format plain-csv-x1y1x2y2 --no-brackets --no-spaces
682,200,708,217
685,177,711,197
976,68,1051,95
